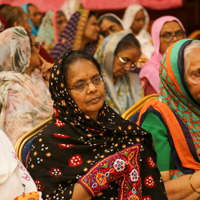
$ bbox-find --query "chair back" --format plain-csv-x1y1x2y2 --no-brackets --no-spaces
14,117,53,165
121,94,159,120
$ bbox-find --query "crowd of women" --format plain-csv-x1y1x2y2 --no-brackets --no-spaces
0,1,199,200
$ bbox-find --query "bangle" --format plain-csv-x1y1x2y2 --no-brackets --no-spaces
189,174,200,194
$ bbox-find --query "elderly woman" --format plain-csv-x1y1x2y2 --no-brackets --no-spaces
134,39,200,199
0,27,53,145
94,31,143,115
26,50,167,199
122,4,154,59
98,13,124,38
36,10,67,52
50,9,101,60
139,16,186,96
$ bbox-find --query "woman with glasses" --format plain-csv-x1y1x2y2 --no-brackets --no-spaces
26,49,167,200
94,31,143,115
0,27,53,146
139,16,186,96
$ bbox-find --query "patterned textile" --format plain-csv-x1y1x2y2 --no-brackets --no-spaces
36,11,59,52
50,9,101,60
26,52,167,199
0,27,53,145
21,4,40,36
122,4,154,59
137,39,200,178
94,31,143,115
13,192,40,200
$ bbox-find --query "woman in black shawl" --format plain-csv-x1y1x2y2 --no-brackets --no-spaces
26,50,167,200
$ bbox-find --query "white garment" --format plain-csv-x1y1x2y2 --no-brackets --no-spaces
122,4,154,59
0,129,42,200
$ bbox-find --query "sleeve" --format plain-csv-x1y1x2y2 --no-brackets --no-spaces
140,111,176,171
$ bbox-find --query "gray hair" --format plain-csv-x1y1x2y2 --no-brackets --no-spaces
184,40,200,75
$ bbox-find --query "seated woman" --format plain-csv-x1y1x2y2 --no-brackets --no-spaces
94,31,143,115
139,16,186,96
26,50,167,200
0,27,53,146
50,9,101,60
98,13,124,38
122,4,154,59
22,3,42,36
135,39,200,199
0,5,55,63
0,129,42,200
36,10,67,52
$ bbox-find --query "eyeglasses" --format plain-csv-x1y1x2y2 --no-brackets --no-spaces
116,55,138,70
67,75,105,92
160,30,185,42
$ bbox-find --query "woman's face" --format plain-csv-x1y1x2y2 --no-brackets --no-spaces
83,15,100,42
185,47,200,103
113,47,140,84
56,14,67,36
27,5,42,27
160,21,184,54
66,59,105,120
131,9,145,35
17,12,32,35
99,19,123,37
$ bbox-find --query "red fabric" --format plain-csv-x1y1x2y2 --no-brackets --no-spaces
39,47,55,63
80,0,183,10
1,0,182,11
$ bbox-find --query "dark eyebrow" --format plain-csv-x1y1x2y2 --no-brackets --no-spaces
73,73,100,85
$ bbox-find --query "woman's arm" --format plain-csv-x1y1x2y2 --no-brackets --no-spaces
162,170,200,200
71,183,92,200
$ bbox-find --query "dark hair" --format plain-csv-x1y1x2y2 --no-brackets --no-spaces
88,10,98,19
114,33,141,55
98,15,122,27
62,50,101,83
57,10,65,19
0,6,26,27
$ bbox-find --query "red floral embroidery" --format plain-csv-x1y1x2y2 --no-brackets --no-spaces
69,154,83,167
142,196,152,200
59,144,74,149
54,108,59,117
49,168,62,178
55,118,65,127
54,133,68,139
147,157,156,168
144,176,156,188
35,179,44,191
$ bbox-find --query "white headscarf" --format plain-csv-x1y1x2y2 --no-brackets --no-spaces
122,4,154,59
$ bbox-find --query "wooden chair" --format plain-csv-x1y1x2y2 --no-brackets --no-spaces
121,94,159,120
14,117,53,165
188,30,200,39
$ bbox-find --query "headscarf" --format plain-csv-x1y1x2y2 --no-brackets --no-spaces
50,9,101,60
139,16,185,94
137,39,200,177
36,11,59,51
0,13,10,32
122,4,154,59
94,31,143,115
22,3,40,36
0,27,53,145
26,51,167,199
98,13,124,29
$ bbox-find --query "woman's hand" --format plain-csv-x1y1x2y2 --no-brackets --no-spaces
39,55,53,82
71,183,92,200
